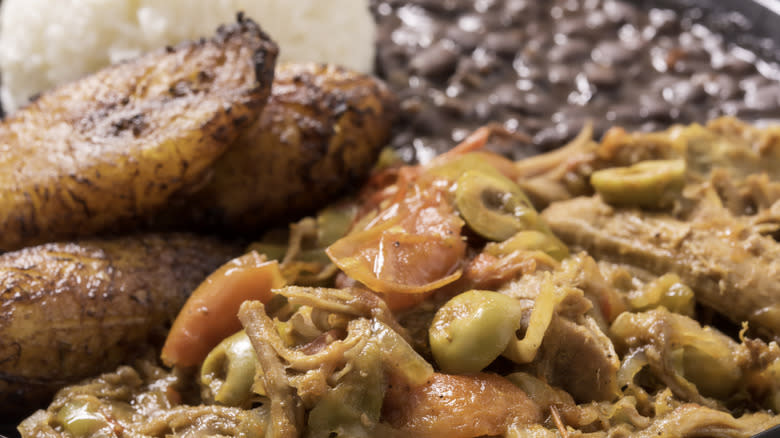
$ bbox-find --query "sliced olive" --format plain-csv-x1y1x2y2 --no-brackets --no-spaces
373,320,433,386
679,344,740,399
201,330,264,407
307,339,385,436
427,152,508,182
374,146,403,171
611,309,740,401
55,395,111,437
629,273,695,317
485,230,569,261
246,242,288,262
429,290,525,374
662,282,696,317
455,170,545,241
316,203,358,247
590,159,686,208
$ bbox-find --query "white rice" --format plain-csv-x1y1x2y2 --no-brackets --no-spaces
0,0,376,113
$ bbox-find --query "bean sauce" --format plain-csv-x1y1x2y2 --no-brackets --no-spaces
371,0,780,161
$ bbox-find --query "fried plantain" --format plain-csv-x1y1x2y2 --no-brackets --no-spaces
159,62,398,232
0,233,242,419
0,15,278,251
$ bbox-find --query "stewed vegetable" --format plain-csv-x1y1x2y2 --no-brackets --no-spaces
16,119,780,437
590,159,686,208
429,290,526,373
201,330,264,407
455,170,547,241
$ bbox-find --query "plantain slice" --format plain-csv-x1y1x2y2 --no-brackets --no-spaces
159,62,398,232
0,15,278,251
0,233,242,418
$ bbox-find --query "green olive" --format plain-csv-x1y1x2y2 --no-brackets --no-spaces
316,203,358,247
374,146,403,170
455,170,545,241
661,282,696,317
427,153,508,182
293,248,334,265
55,395,111,437
373,320,433,386
629,273,695,317
201,330,264,407
246,242,288,261
613,308,740,401
590,159,686,208
248,203,356,264
307,340,385,435
679,344,741,399
485,230,569,261
429,290,525,374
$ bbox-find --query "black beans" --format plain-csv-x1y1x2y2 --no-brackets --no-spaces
648,8,678,35
557,17,590,37
534,126,570,149
639,97,676,122
548,65,578,86
606,103,641,124
603,0,640,25
372,0,780,161
712,50,754,74
410,39,460,77
661,80,706,106
445,26,482,51
591,40,636,65
549,39,591,63
745,85,780,111
483,29,524,56
583,62,619,87
509,90,555,116
696,73,739,100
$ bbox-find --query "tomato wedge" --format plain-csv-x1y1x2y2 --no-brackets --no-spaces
327,186,466,294
327,128,523,296
383,372,542,437
161,251,285,367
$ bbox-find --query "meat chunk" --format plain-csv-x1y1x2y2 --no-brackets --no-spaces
543,196,780,339
525,315,621,403
500,255,623,402
629,404,780,438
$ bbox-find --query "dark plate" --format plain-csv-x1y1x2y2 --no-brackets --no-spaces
753,424,780,438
